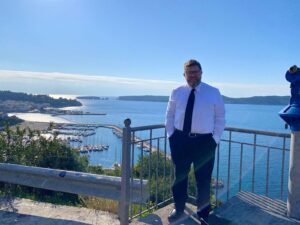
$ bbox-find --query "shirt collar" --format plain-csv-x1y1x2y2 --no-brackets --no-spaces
186,82,202,92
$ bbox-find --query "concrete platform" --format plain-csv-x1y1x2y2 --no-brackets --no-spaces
131,192,300,225
212,192,300,225
0,198,120,225
130,203,233,225
2,192,300,225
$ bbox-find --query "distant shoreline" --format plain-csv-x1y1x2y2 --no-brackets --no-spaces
118,95,290,105
0,90,82,113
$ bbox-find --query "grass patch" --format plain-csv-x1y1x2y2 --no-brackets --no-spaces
80,196,119,214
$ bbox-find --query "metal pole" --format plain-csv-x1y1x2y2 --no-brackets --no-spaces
119,119,131,225
287,131,300,220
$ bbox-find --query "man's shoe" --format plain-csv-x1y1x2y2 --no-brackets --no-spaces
168,209,184,222
197,207,209,225
198,217,209,225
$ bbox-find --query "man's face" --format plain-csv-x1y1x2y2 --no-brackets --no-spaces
184,65,202,88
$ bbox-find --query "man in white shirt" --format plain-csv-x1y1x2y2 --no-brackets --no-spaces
165,59,225,223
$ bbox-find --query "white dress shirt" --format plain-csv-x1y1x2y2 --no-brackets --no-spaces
165,82,225,143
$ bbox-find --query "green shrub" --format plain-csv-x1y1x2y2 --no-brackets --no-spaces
0,125,89,205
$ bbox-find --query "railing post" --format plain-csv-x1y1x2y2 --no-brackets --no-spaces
287,131,300,220
119,119,131,225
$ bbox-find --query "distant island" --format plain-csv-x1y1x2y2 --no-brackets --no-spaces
0,90,82,113
76,96,109,100
118,95,290,105
222,96,289,105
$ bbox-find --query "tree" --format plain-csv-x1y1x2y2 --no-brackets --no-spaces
134,151,173,203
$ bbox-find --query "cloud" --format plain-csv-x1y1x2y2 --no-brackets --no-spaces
0,69,290,97
0,69,181,95
0,69,180,86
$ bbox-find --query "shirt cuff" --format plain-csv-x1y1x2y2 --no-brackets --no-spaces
167,128,175,138
212,134,220,144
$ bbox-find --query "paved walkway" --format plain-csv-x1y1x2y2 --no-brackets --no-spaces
212,192,300,225
130,203,233,225
0,198,120,225
2,192,300,225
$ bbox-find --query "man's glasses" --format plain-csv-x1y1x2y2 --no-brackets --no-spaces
184,70,201,76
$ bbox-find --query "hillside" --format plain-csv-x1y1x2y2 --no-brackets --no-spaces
0,91,82,113
222,96,289,105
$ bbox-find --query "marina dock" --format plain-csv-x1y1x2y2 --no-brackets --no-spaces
48,123,166,156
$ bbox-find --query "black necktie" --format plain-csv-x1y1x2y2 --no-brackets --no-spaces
183,88,195,133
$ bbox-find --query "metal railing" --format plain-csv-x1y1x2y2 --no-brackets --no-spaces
0,163,148,203
0,120,291,225
120,121,170,224
120,120,291,223
215,127,290,203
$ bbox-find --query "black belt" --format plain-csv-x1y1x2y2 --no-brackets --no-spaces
175,129,212,138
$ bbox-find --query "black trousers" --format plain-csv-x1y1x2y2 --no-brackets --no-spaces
169,130,217,212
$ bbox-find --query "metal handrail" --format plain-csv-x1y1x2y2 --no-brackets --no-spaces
224,126,290,138
128,123,290,138
0,163,148,203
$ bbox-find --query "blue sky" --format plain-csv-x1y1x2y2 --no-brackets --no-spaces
0,0,299,97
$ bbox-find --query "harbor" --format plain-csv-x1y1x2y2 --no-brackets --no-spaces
45,123,157,154
40,108,107,116
44,123,113,153
15,120,224,188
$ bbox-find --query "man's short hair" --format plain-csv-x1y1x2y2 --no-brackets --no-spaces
184,59,202,71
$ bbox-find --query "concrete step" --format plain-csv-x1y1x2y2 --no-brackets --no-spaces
131,192,300,225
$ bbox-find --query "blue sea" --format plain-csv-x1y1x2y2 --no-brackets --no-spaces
59,99,289,167
14,99,291,200
60,99,288,130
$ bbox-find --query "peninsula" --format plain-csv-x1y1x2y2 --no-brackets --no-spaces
0,90,82,127
0,90,82,113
